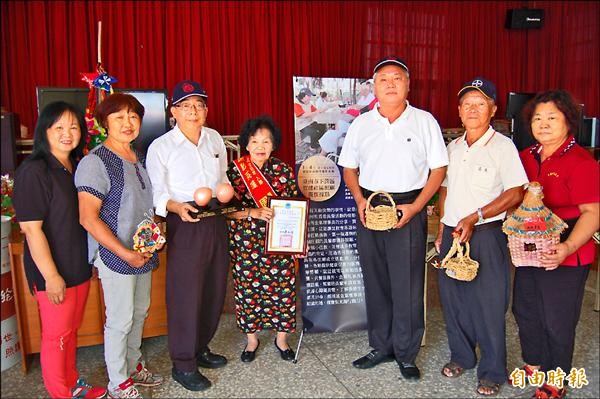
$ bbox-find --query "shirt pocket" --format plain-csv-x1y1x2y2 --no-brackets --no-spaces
472,164,496,190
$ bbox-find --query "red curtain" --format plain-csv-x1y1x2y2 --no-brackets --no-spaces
2,1,598,165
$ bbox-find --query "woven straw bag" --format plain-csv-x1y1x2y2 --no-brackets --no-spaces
365,191,398,231
437,236,479,281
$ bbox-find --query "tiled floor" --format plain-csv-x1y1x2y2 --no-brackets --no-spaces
2,270,598,398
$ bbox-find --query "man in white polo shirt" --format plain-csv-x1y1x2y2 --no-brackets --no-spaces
338,56,448,381
434,77,527,396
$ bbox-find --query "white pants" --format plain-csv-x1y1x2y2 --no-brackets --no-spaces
95,256,152,390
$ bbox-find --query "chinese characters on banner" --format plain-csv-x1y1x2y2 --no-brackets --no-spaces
1,215,20,371
294,76,373,333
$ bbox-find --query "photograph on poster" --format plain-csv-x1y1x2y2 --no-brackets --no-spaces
293,76,376,165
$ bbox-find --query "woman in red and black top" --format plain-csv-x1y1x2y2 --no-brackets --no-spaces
513,90,599,399
13,102,106,399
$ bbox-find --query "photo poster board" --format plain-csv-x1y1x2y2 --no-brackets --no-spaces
293,76,374,333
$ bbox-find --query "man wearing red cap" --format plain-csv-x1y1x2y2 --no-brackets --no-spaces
338,56,448,381
146,80,230,392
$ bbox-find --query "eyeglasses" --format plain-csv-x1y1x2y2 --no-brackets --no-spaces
175,103,207,112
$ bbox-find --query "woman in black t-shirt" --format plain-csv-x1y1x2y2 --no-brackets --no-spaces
13,101,106,399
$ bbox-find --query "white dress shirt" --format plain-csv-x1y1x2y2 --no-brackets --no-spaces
337,102,448,193
146,125,228,217
441,127,528,226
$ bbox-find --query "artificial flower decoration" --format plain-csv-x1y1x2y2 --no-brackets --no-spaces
1,174,15,220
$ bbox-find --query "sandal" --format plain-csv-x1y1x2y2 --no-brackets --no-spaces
441,361,464,378
508,364,537,386
476,379,501,397
532,384,567,399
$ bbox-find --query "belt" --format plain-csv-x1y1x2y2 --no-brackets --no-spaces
474,220,503,231
361,187,422,205
444,220,503,232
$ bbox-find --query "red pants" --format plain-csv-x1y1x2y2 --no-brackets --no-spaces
35,280,90,398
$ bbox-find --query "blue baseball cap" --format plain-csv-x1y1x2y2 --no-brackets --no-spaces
373,56,410,74
171,80,208,105
457,77,497,101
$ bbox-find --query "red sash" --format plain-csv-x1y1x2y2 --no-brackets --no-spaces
233,155,277,208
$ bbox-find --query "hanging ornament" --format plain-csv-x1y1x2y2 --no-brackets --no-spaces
80,72,100,88
79,20,115,152
93,72,118,92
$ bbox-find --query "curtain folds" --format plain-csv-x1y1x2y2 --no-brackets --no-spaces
1,0,598,165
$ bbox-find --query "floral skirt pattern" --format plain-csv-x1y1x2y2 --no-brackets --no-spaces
229,218,296,333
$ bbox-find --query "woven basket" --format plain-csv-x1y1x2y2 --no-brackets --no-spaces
502,182,567,267
438,236,479,282
365,191,398,231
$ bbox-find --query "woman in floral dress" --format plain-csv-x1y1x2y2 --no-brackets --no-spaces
227,115,299,363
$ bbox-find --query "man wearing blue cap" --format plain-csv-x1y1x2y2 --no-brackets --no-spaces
146,80,230,391
434,77,527,396
338,56,448,380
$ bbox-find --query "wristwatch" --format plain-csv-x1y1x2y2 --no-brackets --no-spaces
477,207,485,224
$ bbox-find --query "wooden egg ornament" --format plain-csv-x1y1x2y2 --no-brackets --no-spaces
216,183,234,204
193,187,213,207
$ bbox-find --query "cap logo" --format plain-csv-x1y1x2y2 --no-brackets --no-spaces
472,79,483,87
182,83,194,93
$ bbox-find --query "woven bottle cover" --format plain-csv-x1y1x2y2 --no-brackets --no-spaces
502,181,567,237
502,181,567,267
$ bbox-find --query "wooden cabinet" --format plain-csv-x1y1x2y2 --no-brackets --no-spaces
8,242,168,373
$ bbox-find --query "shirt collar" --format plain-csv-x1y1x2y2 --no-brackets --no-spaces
374,100,411,123
530,135,576,158
48,153,69,170
172,124,205,146
457,126,495,146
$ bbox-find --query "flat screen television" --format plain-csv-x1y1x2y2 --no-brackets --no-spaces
506,92,536,151
115,89,168,157
36,87,91,117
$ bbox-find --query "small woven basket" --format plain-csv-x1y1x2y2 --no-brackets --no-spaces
365,191,398,231
437,236,479,282
502,182,567,267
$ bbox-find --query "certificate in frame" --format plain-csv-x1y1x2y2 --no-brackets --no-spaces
265,197,309,255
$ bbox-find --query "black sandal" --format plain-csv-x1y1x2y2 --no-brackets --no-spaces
476,379,500,397
441,361,464,378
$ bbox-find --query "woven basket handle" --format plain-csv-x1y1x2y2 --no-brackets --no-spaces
440,236,472,266
366,191,397,210
462,241,471,259
440,236,459,267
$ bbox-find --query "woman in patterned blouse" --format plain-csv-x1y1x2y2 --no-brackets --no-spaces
226,115,300,363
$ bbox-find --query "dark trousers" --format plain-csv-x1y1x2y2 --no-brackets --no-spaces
512,264,589,373
356,194,426,364
438,223,510,384
165,213,229,372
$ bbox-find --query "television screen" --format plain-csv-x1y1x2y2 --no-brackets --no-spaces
506,92,536,151
36,87,91,117
115,89,168,157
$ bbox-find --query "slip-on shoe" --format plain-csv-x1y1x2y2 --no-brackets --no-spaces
274,338,295,361
171,368,211,391
352,349,395,369
197,348,227,369
241,340,260,363
399,362,421,380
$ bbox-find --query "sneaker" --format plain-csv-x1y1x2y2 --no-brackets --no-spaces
130,362,164,387
72,378,107,398
107,378,142,398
